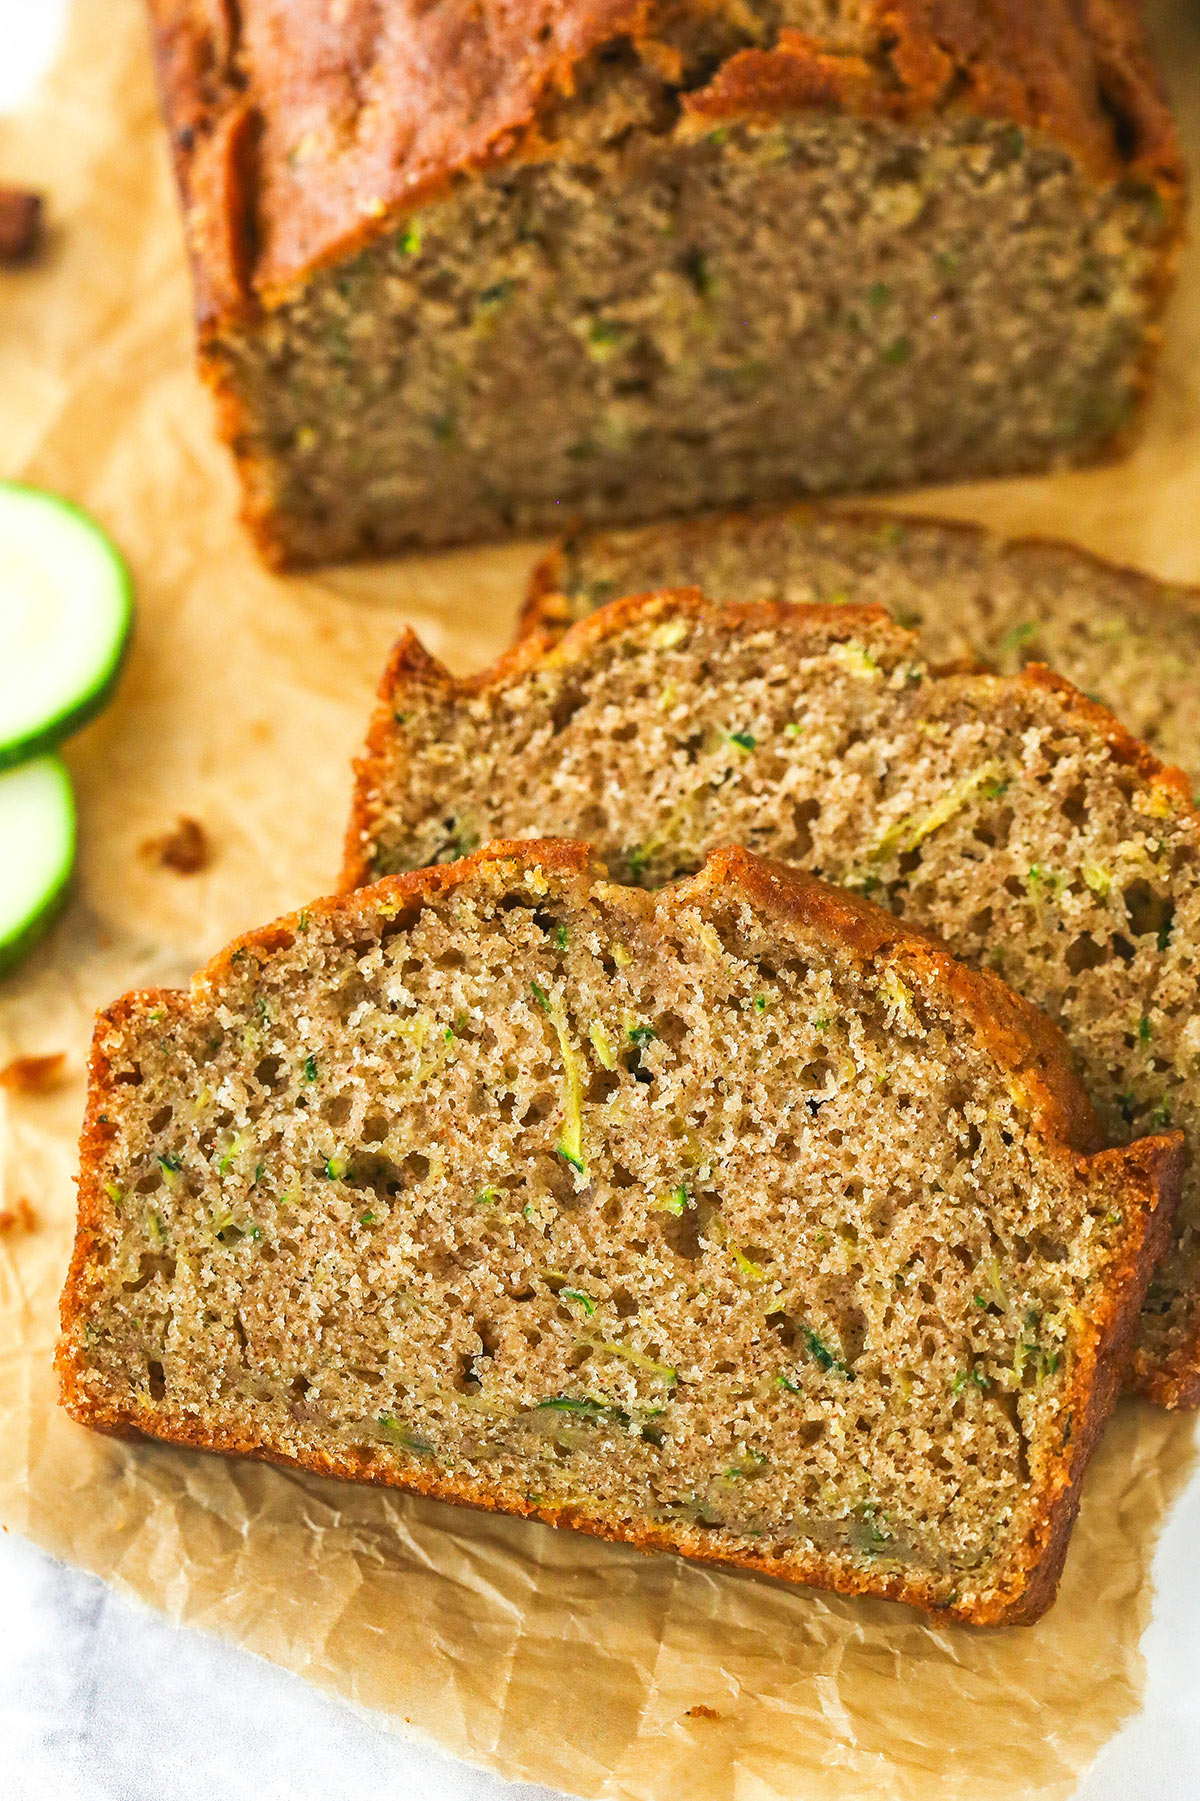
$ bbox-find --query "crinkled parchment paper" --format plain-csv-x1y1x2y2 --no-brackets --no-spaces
1,3,1199,1795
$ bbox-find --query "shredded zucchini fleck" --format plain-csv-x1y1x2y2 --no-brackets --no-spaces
587,1337,678,1384
804,1327,854,1379
651,619,689,650
880,966,917,1026
379,1413,434,1453
830,641,882,680
870,760,1004,864
730,1243,768,1283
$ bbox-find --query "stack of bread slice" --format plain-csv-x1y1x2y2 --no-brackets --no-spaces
60,508,1200,1625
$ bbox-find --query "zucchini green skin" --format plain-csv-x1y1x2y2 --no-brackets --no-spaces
0,482,134,771
0,755,76,979
0,870,73,977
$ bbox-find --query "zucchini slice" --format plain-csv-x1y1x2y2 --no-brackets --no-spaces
0,482,132,768
0,755,75,977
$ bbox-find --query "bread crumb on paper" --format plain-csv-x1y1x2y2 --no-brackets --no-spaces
0,1199,38,1236
0,1053,68,1094
0,187,42,262
142,817,212,875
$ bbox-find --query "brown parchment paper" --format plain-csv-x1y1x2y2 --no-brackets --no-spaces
2,3,1200,1795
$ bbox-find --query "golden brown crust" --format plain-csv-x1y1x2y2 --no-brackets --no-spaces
145,1,255,326
1136,1332,1200,1409
61,984,181,1387
1018,662,1196,812
59,835,1183,1625
981,1133,1182,1622
684,0,1185,200
145,0,1183,322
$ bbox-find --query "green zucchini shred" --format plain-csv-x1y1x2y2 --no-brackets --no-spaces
870,761,1004,865
379,1412,434,1453
589,1020,618,1070
658,1184,688,1216
804,1327,854,1379
587,1337,678,1384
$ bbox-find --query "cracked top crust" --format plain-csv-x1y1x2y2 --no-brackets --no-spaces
146,0,1182,323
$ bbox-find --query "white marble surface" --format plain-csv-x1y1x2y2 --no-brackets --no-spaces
0,1530,560,1801
3,1456,1200,1801
2,4,1199,1796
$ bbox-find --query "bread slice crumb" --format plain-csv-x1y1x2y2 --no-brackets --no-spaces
345,591,1200,1408
58,841,1181,1625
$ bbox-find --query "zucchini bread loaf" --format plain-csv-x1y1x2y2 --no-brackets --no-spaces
528,507,1200,783
147,0,1182,565
59,841,1181,1624
345,593,1200,1406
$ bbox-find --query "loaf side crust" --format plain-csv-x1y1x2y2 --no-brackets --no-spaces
59,839,1183,1625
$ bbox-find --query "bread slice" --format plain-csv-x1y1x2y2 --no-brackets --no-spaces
345,594,1200,1407
58,841,1180,1625
525,507,1200,784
